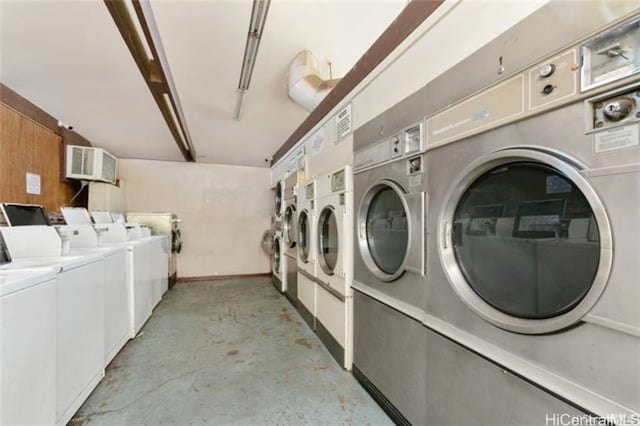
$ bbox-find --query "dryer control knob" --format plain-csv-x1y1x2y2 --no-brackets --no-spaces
539,63,555,78
603,97,635,121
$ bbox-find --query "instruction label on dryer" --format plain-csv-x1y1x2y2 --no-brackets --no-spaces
335,103,352,143
593,124,639,154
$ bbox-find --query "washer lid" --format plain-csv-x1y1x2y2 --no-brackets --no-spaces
0,268,57,297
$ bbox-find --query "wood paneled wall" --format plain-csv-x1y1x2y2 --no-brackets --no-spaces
0,104,80,212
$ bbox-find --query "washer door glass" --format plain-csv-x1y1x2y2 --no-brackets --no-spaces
318,207,338,274
284,205,296,247
452,162,600,319
298,210,309,262
365,185,409,276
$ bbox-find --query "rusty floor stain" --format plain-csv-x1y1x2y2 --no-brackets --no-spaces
71,276,391,425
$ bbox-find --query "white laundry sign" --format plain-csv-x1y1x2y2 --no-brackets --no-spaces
26,172,41,195
335,103,352,143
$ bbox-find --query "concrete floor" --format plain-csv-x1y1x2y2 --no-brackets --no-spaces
71,277,391,425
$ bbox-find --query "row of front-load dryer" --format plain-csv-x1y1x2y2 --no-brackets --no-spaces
0,204,169,426
272,166,354,369
272,9,640,425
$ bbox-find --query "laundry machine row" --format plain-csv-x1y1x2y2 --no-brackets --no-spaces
351,7,640,426
0,205,170,425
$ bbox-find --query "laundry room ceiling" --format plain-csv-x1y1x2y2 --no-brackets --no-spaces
0,0,405,167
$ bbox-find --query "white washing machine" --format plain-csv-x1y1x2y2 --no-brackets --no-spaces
0,265,58,425
296,179,317,330
424,15,640,421
60,223,130,366
314,165,354,369
0,225,106,426
100,223,155,337
62,207,160,337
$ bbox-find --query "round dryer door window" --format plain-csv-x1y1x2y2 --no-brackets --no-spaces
273,238,281,271
284,206,296,247
298,210,310,262
361,183,409,280
318,207,338,274
452,161,601,319
274,182,282,214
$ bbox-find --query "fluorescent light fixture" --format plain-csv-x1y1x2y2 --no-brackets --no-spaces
234,90,246,121
235,0,271,120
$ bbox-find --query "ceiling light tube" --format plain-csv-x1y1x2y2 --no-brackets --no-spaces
234,90,246,121
235,0,270,120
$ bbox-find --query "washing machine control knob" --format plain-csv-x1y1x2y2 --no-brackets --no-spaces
602,97,635,121
539,63,555,78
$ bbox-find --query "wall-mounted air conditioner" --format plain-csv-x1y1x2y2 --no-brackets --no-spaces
65,145,118,184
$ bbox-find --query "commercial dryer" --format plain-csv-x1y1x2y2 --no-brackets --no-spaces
315,165,354,369
296,179,317,330
352,123,428,424
283,172,303,306
423,13,640,422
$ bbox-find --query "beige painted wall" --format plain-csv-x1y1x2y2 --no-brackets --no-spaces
119,159,272,278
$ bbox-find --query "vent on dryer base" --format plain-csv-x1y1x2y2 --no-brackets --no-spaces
66,145,118,184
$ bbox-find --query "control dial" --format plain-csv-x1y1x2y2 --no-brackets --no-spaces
539,63,556,78
602,97,635,121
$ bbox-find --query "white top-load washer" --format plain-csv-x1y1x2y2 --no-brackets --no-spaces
58,217,130,366
1,265,58,425
0,225,105,426
296,179,317,329
87,209,167,306
314,165,354,369
62,207,160,337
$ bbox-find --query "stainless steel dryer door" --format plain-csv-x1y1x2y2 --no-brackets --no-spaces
273,238,281,273
298,209,310,263
439,149,613,334
284,205,297,248
274,181,283,214
357,179,425,282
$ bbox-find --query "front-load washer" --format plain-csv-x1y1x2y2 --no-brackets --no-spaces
1,267,58,425
314,165,354,369
424,17,640,420
283,172,301,307
352,122,428,425
0,226,106,426
296,179,317,330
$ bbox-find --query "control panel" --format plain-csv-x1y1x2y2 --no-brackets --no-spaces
528,49,578,110
354,122,422,171
585,83,640,153
305,182,314,200
331,169,346,192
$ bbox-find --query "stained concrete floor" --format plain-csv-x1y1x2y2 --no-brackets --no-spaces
71,277,392,425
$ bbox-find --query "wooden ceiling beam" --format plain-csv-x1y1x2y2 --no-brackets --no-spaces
104,0,195,162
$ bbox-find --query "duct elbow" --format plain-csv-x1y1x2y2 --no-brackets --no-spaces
288,50,341,112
